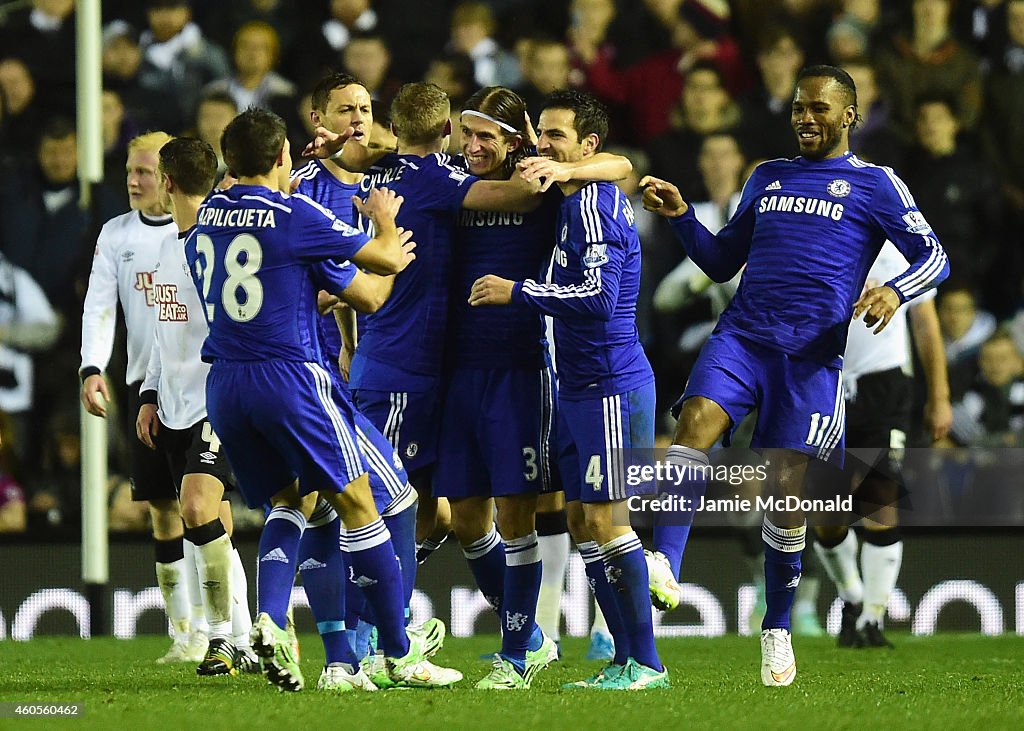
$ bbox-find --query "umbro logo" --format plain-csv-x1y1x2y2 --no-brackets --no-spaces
260,548,289,563
298,558,327,571
765,180,782,191
199,451,216,464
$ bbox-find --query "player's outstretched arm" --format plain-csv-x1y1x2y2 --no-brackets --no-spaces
517,152,632,192
351,188,417,275
639,175,689,217
909,299,953,441
336,269,399,313
462,170,543,213
303,125,386,172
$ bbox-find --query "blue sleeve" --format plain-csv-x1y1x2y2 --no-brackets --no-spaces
427,154,479,215
289,193,372,262
869,167,949,303
513,239,623,321
665,169,757,282
311,259,358,293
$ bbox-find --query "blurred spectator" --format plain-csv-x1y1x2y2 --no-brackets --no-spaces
580,1,744,142
0,250,59,463
424,51,477,108
938,284,997,382
0,58,44,166
101,20,180,132
647,62,741,200
955,0,1009,64
876,0,983,135
448,2,522,88
284,0,381,87
982,0,1024,222
733,0,833,65
190,91,238,178
843,59,905,168
204,0,299,64
342,32,401,108
0,118,118,318
950,331,1024,446
202,21,296,115
516,38,572,120
137,0,230,135
101,89,139,211
901,93,1001,293
738,27,803,162
652,132,745,345
566,0,617,67
27,408,81,532
0,0,76,117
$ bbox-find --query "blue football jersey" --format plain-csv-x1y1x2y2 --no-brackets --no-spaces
512,182,653,399
185,184,370,363
348,152,478,390
668,152,949,368
291,159,367,372
450,186,562,369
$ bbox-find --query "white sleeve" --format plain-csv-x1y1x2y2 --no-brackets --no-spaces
3,267,60,351
79,225,120,372
141,321,161,396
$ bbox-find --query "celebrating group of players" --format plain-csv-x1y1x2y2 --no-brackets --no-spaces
79,60,947,693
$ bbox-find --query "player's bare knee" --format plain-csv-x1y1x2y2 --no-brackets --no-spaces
323,474,378,528
148,499,183,539
566,501,590,544
179,476,223,528
814,524,847,545
450,497,492,545
495,494,537,540
673,397,730,451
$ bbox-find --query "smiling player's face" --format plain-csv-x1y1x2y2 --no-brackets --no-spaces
460,114,518,179
791,76,854,160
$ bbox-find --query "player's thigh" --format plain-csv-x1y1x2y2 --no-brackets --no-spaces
677,331,759,449
433,370,488,500
178,419,234,526
753,355,846,464
352,409,412,515
560,383,657,505
354,387,440,473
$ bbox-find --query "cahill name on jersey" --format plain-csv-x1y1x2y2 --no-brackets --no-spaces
670,152,949,368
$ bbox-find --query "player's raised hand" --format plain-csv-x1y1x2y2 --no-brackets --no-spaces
518,156,568,192
523,111,538,147
397,227,417,269
469,274,515,306
303,125,355,159
639,176,689,217
136,403,159,450
80,374,110,418
853,285,901,334
355,187,403,225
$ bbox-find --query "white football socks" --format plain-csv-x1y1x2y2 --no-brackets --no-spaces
154,557,191,642
536,532,570,640
859,539,903,627
231,547,253,649
813,530,863,605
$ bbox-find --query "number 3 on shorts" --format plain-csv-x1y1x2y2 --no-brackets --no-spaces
585,455,604,491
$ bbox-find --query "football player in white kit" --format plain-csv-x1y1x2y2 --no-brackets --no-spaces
135,136,257,675
80,132,205,663
814,242,952,648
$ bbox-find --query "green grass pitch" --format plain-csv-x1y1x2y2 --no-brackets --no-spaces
1,635,1022,730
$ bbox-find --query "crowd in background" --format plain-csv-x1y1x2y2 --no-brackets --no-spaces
0,0,1022,535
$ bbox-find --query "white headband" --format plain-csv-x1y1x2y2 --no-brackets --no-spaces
460,109,519,134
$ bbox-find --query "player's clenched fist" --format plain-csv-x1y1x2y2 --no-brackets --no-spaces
853,285,901,334
639,175,689,218
469,274,514,306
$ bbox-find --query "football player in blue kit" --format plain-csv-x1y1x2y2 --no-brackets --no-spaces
185,108,461,692
470,90,669,690
639,65,949,687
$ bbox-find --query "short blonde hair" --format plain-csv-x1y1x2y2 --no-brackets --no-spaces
390,83,450,146
127,131,173,157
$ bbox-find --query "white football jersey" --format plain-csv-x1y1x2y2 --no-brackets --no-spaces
843,241,936,384
141,229,211,430
80,210,176,384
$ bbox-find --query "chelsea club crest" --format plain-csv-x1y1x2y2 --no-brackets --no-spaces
827,179,851,198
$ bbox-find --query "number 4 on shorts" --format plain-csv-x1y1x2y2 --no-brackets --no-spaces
585,455,604,490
